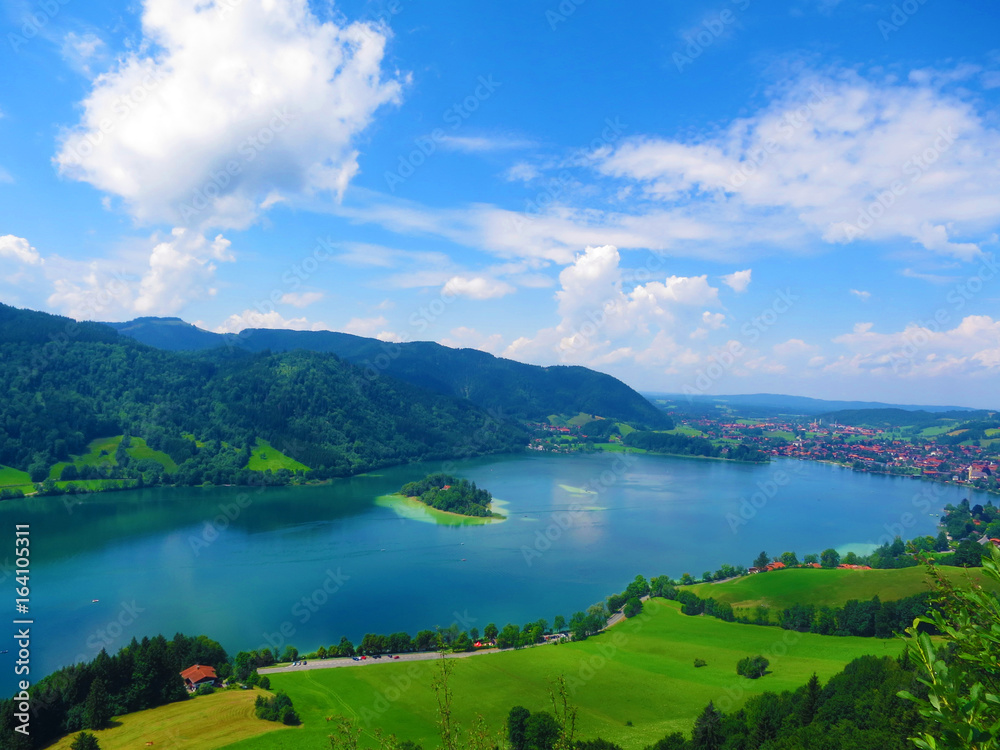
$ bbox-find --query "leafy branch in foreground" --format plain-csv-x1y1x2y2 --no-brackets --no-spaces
899,546,1000,750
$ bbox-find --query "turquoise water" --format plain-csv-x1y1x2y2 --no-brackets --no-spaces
2,453,983,692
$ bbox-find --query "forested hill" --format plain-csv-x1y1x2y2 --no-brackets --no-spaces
0,304,526,484
104,317,670,428
817,407,991,428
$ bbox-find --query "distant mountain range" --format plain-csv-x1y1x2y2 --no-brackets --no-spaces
645,392,982,418
104,316,671,427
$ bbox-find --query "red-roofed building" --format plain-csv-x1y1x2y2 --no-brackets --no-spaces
180,664,217,691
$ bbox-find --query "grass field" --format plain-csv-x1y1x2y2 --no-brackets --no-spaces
616,423,635,436
920,424,961,437
222,600,902,750
665,425,706,437
688,566,999,615
47,435,179,480
248,439,309,472
128,437,179,472
0,466,33,493
48,690,293,750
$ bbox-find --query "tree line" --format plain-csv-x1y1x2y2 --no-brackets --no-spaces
622,431,768,462
0,633,228,749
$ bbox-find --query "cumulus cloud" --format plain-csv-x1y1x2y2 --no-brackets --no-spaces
0,235,43,266
442,275,516,300
828,315,1000,378
503,245,723,367
55,0,403,228
45,228,234,318
721,269,752,292
134,229,233,313
849,289,871,300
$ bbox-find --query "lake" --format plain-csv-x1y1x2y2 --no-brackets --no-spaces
5,452,985,692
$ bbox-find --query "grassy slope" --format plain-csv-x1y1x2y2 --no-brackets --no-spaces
47,690,294,750
665,425,706,437
47,435,178,483
688,566,999,613
248,439,309,472
222,600,901,750
0,465,33,493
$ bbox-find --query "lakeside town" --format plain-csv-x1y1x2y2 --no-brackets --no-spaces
528,412,1000,495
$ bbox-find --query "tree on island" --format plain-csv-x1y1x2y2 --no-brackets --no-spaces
399,473,497,517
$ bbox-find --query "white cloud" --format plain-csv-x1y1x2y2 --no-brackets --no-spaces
721,269,752,292
211,309,326,333
55,0,403,228
597,69,1000,260
440,326,505,354
45,228,233,318
828,315,1000,378
134,229,233,314
61,32,107,75
280,291,324,308
773,338,819,358
502,245,723,367
849,288,871,300
504,162,540,182
0,167,13,184
439,135,536,153
342,315,391,337
442,275,516,300
0,235,43,266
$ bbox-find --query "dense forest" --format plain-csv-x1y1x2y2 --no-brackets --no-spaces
106,316,673,427
0,633,228,749
0,304,526,487
399,473,497,517
622,431,767,462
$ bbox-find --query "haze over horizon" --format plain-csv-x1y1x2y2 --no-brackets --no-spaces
3,0,1000,406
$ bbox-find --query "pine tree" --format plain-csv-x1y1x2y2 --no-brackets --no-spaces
83,677,111,730
798,673,821,726
691,701,724,750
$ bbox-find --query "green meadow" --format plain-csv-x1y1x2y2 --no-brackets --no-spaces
248,438,310,472
688,565,999,614
224,599,902,750
48,689,291,750
0,465,33,493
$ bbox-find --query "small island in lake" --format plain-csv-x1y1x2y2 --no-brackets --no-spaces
399,473,503,519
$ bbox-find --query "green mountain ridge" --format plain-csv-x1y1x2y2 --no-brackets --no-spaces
103,316,671,427
0,303,525,484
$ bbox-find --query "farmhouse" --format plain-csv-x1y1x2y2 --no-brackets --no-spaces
180,664,218,691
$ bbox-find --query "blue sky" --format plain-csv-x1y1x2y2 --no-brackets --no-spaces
2,0,1000,407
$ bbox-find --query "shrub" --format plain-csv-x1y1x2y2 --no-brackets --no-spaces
693,658,707,668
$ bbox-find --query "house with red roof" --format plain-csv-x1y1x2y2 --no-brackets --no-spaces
180,664,218,691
